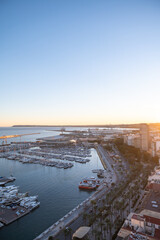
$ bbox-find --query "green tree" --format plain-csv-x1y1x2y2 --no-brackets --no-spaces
48,236,53,240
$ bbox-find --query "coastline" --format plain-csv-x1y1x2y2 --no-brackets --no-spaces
12,124,141,128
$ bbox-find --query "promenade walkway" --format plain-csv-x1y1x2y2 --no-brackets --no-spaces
96,144,117,183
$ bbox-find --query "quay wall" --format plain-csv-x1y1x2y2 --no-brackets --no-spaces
34,184,107,240
94,145,107,170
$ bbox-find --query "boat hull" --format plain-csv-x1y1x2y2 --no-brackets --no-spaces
79,185,96,190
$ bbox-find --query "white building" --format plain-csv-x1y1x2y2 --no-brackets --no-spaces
117,210,160,240
123,134,141,148
151,137,160,157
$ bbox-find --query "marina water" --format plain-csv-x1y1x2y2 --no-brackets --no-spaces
0,127,103,240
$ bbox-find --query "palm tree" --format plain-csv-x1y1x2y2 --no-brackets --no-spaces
68,227,72,240
106,193,111,204
115,218,122,232
102,198,105,206
94,204,98,215
119,200,125,220
90,199,96,212
63,227,72,240
107,206,113,224
102,225,107,239
108,220,112,239
83,212,88,225
63,229,68,240
99,222,104,235
48,236,53,240
105,218,110,233
93,229,98,239
128,188,133,212
97,231,102,240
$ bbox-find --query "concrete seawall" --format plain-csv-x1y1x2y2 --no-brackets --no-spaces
34,184,107,240
95,145,107,170
95,145,117,182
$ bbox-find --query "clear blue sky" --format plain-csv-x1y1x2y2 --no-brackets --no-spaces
0,0,160,126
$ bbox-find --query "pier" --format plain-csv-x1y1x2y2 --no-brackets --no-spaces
0,205,33,225
0,184,40,228
0,143,91,169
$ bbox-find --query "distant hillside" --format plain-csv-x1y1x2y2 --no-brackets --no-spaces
12,124,144,128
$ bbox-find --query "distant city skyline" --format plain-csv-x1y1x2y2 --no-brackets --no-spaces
1,0,160,127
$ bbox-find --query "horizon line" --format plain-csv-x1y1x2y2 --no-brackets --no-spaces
0,122,159,128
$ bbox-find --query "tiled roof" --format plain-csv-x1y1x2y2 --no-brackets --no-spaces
144,215,160,225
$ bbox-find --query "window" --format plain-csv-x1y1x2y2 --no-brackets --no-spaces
146,222,151,227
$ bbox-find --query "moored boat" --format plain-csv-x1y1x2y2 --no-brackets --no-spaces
82,177,101,187
79,181,96,190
